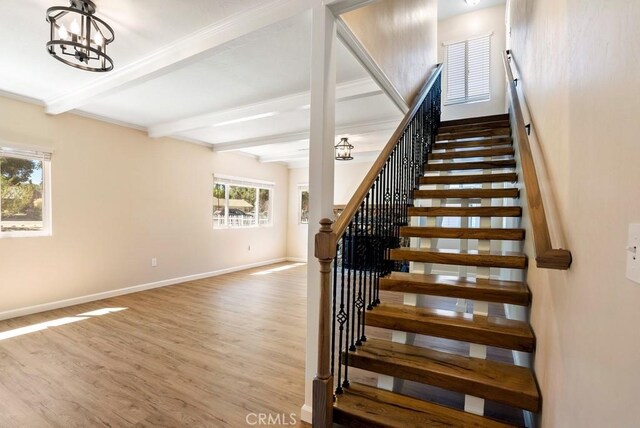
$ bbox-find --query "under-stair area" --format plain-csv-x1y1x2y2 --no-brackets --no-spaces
331,113,539,427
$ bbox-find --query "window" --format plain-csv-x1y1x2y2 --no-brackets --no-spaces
0,145,52,237
445,34,491,105
299,186,309,224
213,175,274,228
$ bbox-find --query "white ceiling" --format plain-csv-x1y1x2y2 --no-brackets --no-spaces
0,0,402,167
438,0,506,20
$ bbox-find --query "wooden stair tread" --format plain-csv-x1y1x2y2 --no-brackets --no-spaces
400,226,525,241
438,121,510,131
440,114,510,128
430,147,514,160
334,382,514,428
408,206,522,217
414,188,519,199
365,303,535,352
438,122,511,135
434,139,512,150
437,128,511,141
347,339,540,411
426,159,516,171
390,248,527,269
380,272,530,305
420,173,517,185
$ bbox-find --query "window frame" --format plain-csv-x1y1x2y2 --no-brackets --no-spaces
444,33,492,106
0,143,53,239
298,185,309,225
212,175,274,229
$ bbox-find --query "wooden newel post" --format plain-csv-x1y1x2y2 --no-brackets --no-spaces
313,218,337,427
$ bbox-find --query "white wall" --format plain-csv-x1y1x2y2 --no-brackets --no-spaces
507,1,640,426
0,96,289,318
286,160,373,260
438,4,507,121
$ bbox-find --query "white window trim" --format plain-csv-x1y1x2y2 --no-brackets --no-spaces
0,142,53,239
213,174,274,229
443,33,493,106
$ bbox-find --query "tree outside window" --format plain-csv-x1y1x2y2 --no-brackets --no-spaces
0,156,45,233
300,189,309,224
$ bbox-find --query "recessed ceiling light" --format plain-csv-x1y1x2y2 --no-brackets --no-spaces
466,0,481,6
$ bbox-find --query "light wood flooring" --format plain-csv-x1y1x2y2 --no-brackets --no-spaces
0,263,309,427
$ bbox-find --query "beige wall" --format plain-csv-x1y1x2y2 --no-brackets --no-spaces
0,96,289,318
438,5,507,121
507,1,640,426
342,0,438,105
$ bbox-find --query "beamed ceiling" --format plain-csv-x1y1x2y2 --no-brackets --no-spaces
0,0,403,167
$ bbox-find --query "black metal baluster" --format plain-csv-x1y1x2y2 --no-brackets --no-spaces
368,181,377,311
404,130,408,224
349,214,358,353
375,172,383,305
343,222,353,388
394,144,401,252
354,207,364,347
390,148,396,256
359,199,368,344
331,248,338,382
336,236,347,394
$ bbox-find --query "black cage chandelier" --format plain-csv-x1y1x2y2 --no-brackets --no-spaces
46,0,114,72
335,137,354,161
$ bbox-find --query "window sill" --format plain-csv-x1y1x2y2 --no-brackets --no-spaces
213,225,274,230
0,231,52,239
444,98,491,106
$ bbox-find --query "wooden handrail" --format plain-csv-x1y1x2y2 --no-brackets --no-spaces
503,50,572,270
332,63,444,240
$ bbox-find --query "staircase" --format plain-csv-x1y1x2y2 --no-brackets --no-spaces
332,114,541,427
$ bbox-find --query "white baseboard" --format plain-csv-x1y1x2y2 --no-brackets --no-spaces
0,257,289,321
286,257,308,263
300,404,312,424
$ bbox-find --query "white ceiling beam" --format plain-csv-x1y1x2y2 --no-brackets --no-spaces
43,0,316,115
326,0,382,15
148,78,381,138
336,17,409,114
212,118,398,152
259,153,309,163
216,131,310,152
261,148,380,164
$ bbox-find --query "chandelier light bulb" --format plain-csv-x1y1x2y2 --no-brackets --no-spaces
57,23,69,40
94,31,103,46
70,19,80,35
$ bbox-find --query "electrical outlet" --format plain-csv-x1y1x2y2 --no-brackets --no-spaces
151,257,158,267
626,224,640,284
